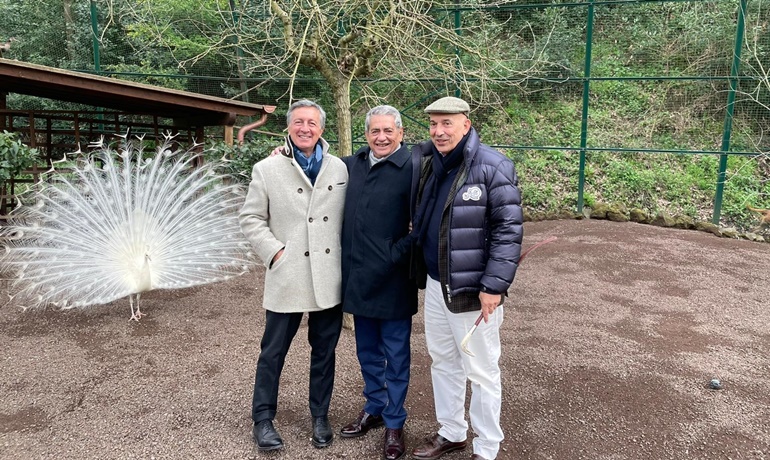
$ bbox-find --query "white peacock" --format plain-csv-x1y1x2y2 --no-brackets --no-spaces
0,134,256,321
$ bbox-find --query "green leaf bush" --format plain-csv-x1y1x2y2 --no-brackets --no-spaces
205,137,279,184
0,131,38,183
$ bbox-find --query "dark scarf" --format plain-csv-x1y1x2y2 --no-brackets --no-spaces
413,132,470,244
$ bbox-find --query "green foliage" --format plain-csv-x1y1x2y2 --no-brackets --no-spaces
584,152,706,217
103,63,188,91
480,95,582,147
505,149,579,212
119,0,234,96
719,154,770,227
205,136,279,183
591,80,650,116
3,0,770,232
0,132,39,183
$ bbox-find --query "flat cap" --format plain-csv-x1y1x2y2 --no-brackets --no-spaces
424,96,470,114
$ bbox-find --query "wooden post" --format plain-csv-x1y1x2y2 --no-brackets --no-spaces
0,92,6,131
194,125,205,168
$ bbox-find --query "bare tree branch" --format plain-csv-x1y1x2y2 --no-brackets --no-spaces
115,0,567,155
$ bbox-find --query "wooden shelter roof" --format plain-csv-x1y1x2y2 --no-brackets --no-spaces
0,59,273,126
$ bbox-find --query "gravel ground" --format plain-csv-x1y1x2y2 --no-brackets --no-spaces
1,219,769,460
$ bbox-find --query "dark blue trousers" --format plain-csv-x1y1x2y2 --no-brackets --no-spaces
353,315,412,429
252,305,343,423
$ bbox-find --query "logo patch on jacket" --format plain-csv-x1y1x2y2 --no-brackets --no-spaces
462,186,482,201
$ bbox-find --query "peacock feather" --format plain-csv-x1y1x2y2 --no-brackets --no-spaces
0,134,256,320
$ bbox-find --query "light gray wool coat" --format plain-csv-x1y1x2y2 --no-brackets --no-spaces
239,137,348,313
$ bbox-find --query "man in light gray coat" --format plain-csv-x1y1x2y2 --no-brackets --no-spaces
239,99,348,452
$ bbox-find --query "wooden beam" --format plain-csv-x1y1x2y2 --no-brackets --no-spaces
0,60,270,124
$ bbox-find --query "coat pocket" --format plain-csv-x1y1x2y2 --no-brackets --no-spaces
269,240,290,271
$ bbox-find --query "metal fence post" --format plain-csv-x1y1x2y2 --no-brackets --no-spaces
713,0,748,224
577,0,595,213
90,0,105,133
454,0,462,98
229,0,250,105
90,1,100,73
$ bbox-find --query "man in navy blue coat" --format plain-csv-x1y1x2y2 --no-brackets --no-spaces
338,105,417,460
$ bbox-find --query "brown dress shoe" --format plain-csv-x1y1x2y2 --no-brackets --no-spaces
383,428,405,460
411,433,467,459
340,410,384,438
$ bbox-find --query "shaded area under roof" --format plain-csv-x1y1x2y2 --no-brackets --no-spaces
0,59,274,126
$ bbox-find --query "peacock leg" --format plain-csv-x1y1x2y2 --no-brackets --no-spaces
135,293,144,319
129,294,144,321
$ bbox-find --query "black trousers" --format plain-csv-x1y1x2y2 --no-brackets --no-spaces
251,305,343,423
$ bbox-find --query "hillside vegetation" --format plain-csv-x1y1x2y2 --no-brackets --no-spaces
2,0,769,230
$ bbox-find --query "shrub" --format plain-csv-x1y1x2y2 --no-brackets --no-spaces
206,137,280,184
0,131,38,183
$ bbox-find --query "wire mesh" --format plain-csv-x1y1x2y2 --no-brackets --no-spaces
1,0,769,227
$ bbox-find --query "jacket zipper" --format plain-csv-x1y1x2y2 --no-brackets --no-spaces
439,145,472,306
443,162,469,305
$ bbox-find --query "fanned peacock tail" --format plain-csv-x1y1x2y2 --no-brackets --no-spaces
0,134,256,312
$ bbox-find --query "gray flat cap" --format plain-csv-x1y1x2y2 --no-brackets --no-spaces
424,96,470,114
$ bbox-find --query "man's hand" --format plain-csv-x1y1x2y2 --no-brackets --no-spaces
479,292,501,323
270,248,284,267
270,146,287,157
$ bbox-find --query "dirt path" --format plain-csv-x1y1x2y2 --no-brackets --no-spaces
1,219,768,460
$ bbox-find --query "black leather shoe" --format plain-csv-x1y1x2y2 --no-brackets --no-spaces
340,410,385,438
312,415,333,448
252,419,283,451
383,428,405,460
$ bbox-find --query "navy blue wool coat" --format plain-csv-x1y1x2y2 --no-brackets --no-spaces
340,143,418,320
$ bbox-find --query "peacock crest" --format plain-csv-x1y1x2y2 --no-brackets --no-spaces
0,134,256,320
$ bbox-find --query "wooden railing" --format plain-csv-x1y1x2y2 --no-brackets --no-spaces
1,110,198,218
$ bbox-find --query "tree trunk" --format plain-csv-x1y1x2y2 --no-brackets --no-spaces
327,74,355,331
329,77,353,157
63,0,77,62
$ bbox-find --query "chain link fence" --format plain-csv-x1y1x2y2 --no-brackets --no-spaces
1,0,768,227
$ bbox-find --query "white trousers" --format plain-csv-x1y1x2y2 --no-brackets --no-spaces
424,277,504,460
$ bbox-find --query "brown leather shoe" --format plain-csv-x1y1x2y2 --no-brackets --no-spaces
411,433,467,459
340,410,384,438
383,428,405,460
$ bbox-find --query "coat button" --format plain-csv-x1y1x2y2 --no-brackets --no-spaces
297,188,303,194
325,248,330,254
309,217,314,223
304,251,310,256
323,216,328,222
328,185,333,191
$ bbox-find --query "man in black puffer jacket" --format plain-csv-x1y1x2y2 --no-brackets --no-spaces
411,96,523,460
